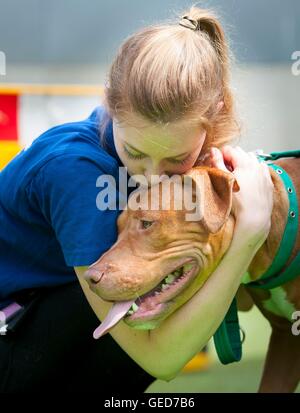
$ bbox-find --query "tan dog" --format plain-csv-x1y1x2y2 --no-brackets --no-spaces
85,158,300,392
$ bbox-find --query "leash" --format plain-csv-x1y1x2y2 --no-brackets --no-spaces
213,149,300,364
213,298,243,364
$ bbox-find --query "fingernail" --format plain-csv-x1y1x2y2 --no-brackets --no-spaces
211,148,218,157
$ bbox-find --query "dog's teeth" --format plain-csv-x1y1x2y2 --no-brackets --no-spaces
164,274,176,284
127,310,134,315
183,263,193,273
131,303,139,312
161,283,168,291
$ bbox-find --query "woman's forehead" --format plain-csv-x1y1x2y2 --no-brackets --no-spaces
115,113,201,133
114,118,205,155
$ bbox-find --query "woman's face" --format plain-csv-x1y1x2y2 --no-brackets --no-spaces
113,114,206,185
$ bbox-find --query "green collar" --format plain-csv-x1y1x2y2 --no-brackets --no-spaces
246,159,299,289
213,149,300,364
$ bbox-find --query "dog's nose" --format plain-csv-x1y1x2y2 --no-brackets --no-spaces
84,268,105,287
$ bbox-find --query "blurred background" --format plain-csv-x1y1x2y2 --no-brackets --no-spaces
0,0,299,392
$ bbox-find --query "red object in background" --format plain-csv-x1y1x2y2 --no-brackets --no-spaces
0,94,18,141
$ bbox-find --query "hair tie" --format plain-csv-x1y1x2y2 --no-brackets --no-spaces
179,16,200,31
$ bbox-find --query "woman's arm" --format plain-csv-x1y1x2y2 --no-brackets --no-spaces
75,230,261,381
75,146,274,381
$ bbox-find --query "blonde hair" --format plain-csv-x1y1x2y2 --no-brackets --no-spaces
100,3,240,156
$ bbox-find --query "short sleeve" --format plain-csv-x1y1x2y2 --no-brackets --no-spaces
29,154,122,267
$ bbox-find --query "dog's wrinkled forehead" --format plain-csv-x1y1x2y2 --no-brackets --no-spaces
123,166,238,234
127,174,197,213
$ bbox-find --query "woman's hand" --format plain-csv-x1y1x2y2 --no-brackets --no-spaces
208,145,274,248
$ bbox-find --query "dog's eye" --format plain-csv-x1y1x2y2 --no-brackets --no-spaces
140,220,154,229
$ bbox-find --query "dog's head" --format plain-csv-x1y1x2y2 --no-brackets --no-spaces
85,166,239,330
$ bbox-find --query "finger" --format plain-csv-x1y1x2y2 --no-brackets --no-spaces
197,151,213,167
248,151,260,165
221,145,241,170
262,164,274,211
236,146,253,162
248,149,261,160
210,147,229,172
261,163,274,189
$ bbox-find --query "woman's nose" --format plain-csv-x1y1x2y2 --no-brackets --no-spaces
144,168,167,185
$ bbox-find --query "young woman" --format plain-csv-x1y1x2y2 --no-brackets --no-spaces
0,5,273,392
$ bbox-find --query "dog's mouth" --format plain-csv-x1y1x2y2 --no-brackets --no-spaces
124,259,199,322
92,259,200,339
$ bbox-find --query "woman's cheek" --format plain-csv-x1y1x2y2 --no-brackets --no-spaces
117,154,140,176
123,161,144,177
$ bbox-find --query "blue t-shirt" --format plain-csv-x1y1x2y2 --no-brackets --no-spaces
0,106,131,303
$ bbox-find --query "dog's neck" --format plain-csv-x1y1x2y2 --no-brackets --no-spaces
247,167,289,281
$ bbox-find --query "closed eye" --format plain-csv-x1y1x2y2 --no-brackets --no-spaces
123,146,146,160
123,146,192,165
168,154,193,165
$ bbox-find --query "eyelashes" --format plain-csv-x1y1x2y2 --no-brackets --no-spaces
123,145,192,165
171,154,193,165
123,146,145,160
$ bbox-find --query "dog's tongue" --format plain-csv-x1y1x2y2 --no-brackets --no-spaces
93,300,135,339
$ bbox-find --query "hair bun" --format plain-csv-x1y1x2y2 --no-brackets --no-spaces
179,15,200,31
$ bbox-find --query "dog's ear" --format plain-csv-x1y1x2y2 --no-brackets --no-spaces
186,167,239,234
